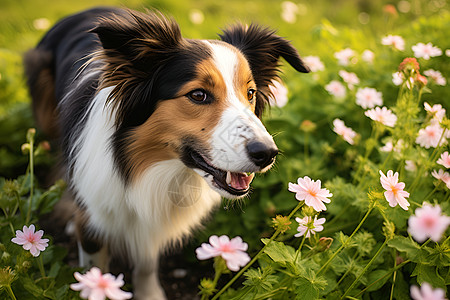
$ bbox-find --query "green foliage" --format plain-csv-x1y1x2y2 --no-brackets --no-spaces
0,0,449,299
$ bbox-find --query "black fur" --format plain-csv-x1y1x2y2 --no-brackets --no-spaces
219,24,310,117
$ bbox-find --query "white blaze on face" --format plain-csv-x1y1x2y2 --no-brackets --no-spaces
206,42,276,173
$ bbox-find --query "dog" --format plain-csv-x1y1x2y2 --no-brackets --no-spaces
25,7,309,299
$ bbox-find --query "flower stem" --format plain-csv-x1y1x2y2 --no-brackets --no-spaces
294,234,307,263
38,255,46,278
341,239,388,299
6,285,17,300
317,204,374,276
26,135,35,224
211,202,304,300
354,259,410,298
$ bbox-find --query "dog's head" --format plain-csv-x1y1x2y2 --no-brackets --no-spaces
92,10,309,199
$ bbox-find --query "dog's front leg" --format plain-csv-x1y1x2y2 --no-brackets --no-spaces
132,259,167,300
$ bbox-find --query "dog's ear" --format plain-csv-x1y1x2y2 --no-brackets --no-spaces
90,10,183,128
91,9,181,71
219,24,310,117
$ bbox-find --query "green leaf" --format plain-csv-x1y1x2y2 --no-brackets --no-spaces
387,236,421,262
261,238,296,265
366,269,390,292
412,263,446,290
21,276,44,297
294,270,327,300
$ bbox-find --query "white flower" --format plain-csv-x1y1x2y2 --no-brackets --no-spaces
356,87,383,109
325,80,347,98
361,50,375,63
334,48,356,66
381,35,405,51
423,69,446,86
412,42,443,60
268,80,289,107
424,102,446,121
405,160,417,172
364,106,397,127
416,123,447,149
332,118,358,145
392,72,404,86
294,215,326,238
303,56,325,72
189,9,204,24
281,1,299,23
339,70,360,89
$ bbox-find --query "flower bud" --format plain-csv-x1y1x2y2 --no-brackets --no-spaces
21,143,30,155
300,120,317,132
26,128,36,143
315,237,333,252
272,215,292,233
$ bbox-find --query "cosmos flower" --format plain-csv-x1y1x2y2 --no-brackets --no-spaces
437,151,450,168
392,72,404,86
303,56,325,72
339,70,360,89
416,123,447,149
410,282,447,300
423,69,446,86
364,106,397,127
361,50,375,63
325,81,347,98
408,203,450,243
70,267,132,300
332,118,357,145
412,42,442,60
356,87,383,109
288,176,333,212
431,169,450,189
11,224,49,257
268,80,289,107
381,35,405,51
294,215,326,238
196,235,250,271
334,48,356,66
379,170,410,210
424,102,446,122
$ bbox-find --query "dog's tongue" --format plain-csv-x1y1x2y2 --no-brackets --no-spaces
226,172,255,190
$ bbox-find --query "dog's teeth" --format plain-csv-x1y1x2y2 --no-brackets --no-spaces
226,171,232,185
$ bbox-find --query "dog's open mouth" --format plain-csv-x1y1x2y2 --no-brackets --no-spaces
181,147,254,196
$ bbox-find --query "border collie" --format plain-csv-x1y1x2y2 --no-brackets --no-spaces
25,7,309,299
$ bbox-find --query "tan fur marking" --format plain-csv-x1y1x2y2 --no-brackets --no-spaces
126,58,229,180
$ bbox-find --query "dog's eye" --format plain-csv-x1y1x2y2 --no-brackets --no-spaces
188,89,208,103
247,89,256,102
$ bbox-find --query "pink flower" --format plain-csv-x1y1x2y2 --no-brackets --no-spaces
412,42,443,60
334,48,356,66
294,215,326,238
416,123,447,149
196,235,250,271
11,224,49,257
381,35,405,51
268,80,288,107
408,203,450,243
437,152,450,168
380,139,404,153
356,87,383,109
411,282,447,300
361,50,375,63
70,267,132,300
424,102,446,122
303,56,325,72
379,170,410,210
325,80,347,98
405,160,417,172
332,118,357,145
364,106,397,127
288,176,333,212
424,69,446,86
431,169,450,188
339,70,360,89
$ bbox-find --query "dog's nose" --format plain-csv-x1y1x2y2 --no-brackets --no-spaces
246,141,278,168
